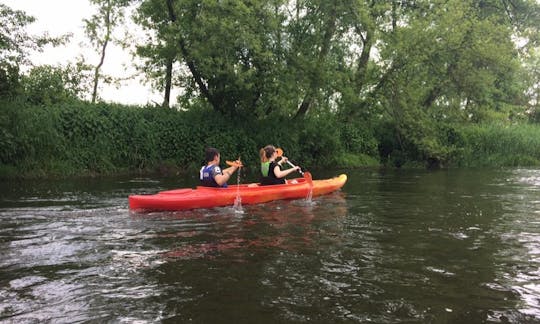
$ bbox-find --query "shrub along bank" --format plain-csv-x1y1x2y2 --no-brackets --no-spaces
0,100,379,179
451,124,540,168
1,99,540,179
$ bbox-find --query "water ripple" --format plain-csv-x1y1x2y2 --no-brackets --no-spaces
1,170,540,322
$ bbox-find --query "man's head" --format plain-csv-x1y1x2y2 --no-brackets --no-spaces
204,147,220,163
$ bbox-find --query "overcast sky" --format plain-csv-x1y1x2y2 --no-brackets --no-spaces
2,0,165,105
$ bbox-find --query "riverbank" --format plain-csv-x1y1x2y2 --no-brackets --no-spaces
1,99,540,179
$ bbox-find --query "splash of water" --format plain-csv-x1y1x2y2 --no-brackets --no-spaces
305,187,313,203
233,166,244,214
306,175,313,203
233,196,244,214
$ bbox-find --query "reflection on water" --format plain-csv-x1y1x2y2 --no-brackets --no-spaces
1,170,540,323
157,195,345,261
496,169,540,320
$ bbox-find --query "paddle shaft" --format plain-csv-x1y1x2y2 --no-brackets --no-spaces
275,148,304,176
284,159,304,175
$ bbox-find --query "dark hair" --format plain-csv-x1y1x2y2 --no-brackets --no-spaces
204,147,220,162
263,145,276,159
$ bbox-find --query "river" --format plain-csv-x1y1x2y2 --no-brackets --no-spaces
1,168,540,323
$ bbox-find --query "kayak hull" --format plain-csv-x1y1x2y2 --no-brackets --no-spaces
129,174,347,211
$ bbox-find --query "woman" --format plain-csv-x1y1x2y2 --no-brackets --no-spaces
259,145,300,185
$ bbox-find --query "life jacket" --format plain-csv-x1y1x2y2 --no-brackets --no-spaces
200,164,227,188
260,161,285,185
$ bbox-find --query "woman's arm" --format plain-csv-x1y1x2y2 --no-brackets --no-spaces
273,164,300,179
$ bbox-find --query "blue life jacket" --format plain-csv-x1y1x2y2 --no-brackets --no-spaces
199,164,228,188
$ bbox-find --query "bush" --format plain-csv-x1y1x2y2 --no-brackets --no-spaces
2,101,377,178
452,123,540,167
4,97,539,179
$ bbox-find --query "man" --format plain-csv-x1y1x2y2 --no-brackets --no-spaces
199,147,241,187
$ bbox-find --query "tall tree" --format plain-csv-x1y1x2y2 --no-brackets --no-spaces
135,0,289,115
134,0,182,108
293,0,340,118
163,0,177,108
131,0,538,125
84,0,129,103
334,0,390,121
368,0,538,164
0,4,65,98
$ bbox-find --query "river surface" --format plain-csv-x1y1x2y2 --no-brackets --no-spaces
1,168,540,323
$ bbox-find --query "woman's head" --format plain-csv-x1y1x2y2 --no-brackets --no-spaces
260,145,276,162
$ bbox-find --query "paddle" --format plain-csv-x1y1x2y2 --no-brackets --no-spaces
304,170,313,201
275,148,304,176
225,159,243,168
276,149,313,200
304,171,312,184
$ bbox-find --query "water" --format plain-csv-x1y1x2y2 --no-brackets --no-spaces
1,169,540,323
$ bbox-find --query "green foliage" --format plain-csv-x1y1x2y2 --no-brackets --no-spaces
0,62,20,99
21,65,88,105
452,124,540,167
131,0,538,121
3,98,540,178
2,0,540,177
0,100,382,178
0,4,68,99
0,4,37,68
530,108,540,124
340,122,379,157
84,0,130,103
0,99,65,174
135,0,291,115
333,152,379,168
362,0,538,168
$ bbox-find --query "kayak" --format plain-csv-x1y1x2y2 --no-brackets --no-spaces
129,173,347,211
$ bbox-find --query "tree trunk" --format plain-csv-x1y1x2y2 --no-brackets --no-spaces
294,1,337,118
162,0,178,108
166,0,221,113
162,57,172,108
354,27,373,91
91,2,111,104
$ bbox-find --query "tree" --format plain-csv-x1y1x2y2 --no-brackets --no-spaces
135,0,292,115
22,62,93,105
84,0,130,103
365,0,538,165
526,48,540,121
131,0,538,124
0,4,65,99
292,0,344,118
133,0,180,108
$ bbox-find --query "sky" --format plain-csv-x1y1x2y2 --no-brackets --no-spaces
2,0,165,105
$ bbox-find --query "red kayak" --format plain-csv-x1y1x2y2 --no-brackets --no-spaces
129,173,347,211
